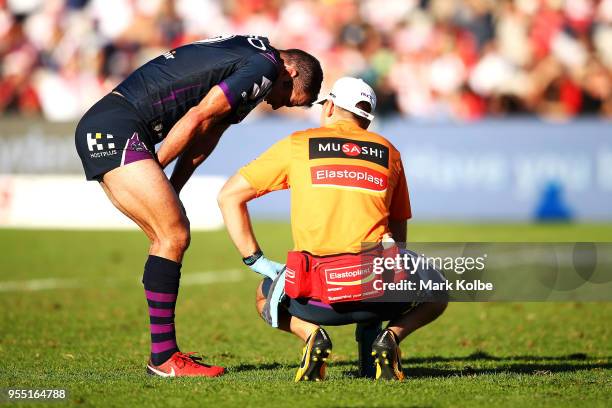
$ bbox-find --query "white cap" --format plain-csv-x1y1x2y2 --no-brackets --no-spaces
314,77,376,121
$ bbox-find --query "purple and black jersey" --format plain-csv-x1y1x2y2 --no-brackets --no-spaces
114,35,280,144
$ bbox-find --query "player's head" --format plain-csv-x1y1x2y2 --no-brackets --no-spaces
315,77,376,129
265,49,323,109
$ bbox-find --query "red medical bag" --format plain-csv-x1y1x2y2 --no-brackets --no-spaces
284,245,405,304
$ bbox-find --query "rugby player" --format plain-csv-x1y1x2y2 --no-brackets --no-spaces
218,77,447,381
74,35,322,377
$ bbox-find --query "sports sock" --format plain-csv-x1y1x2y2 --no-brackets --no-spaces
143,255,181,366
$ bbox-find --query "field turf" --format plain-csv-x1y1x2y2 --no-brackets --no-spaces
0,223,611,407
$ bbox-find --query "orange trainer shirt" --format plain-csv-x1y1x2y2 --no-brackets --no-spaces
239,120,411,256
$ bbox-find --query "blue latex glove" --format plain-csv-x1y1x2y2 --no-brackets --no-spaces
249,255,285,280
262,268,286,328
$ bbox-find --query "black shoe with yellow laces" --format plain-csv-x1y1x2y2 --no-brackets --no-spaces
294,327,332,382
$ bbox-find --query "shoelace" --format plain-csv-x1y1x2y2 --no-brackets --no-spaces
174,352,212,368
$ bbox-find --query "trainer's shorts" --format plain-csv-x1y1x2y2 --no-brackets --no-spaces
261,278,420,326
75,93,156,181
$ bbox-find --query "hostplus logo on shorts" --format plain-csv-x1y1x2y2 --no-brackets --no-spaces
87,133,118,158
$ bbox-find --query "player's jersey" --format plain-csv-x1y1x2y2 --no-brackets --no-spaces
239,120,411,255
114,35,280,144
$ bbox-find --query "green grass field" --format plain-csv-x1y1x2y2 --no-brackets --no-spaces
0,223,611,407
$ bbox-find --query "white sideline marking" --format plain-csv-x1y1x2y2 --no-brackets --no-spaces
0,270,244,293
181,269,243,286
0,278,80,292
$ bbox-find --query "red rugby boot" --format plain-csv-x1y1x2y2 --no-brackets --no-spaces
146,351,225,377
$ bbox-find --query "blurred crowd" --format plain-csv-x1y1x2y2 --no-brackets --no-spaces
1,0,612,122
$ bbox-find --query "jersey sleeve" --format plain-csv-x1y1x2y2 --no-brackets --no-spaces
239,136,291,197
218,53,279,123
389,159,412,220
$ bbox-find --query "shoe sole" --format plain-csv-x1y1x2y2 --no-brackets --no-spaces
146,365,225,378
146,365,173,377
295,344,332,382
371,345,404,381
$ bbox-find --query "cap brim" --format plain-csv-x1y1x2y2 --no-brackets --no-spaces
313,95,329,105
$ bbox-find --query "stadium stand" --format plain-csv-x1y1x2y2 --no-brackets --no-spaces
0,0,611,121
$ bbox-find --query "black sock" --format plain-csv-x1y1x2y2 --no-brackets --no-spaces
142,255,181,366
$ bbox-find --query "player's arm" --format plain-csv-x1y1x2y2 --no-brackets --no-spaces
157,86,231,171
168,122,229,194
159,53,278,192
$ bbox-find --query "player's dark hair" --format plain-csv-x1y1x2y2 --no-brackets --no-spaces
280,49,323,104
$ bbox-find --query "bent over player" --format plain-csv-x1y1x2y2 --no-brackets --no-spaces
218,77,447,381
74,35,322,377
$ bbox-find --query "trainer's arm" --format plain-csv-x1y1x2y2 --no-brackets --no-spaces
157,86,231,171
388,158,411,243
168,122,230,194
217,173,260,257
389,219,407,243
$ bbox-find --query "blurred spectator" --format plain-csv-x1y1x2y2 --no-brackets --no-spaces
0,0,611,122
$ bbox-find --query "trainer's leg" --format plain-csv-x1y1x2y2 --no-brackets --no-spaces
255,282,332,382
255,281,318,341
355,321,382,378
100,159,190,365
387,302,447,343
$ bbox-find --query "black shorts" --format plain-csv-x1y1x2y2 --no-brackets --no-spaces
262,278,419,326
75,93,157,181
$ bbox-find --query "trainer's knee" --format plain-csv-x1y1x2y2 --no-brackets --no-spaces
256,281,265,300
433,301,448,316
255,281,266,315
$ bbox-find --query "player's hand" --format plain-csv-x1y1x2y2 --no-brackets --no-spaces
249,255,285,280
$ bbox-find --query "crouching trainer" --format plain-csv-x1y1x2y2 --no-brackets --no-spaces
218,77,447,381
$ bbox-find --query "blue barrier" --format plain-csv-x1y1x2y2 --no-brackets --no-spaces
190,117,612,221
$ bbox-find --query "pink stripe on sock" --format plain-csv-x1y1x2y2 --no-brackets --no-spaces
150,324,174,334
149,307,174,317
151,339,177,354
145,290,177,302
